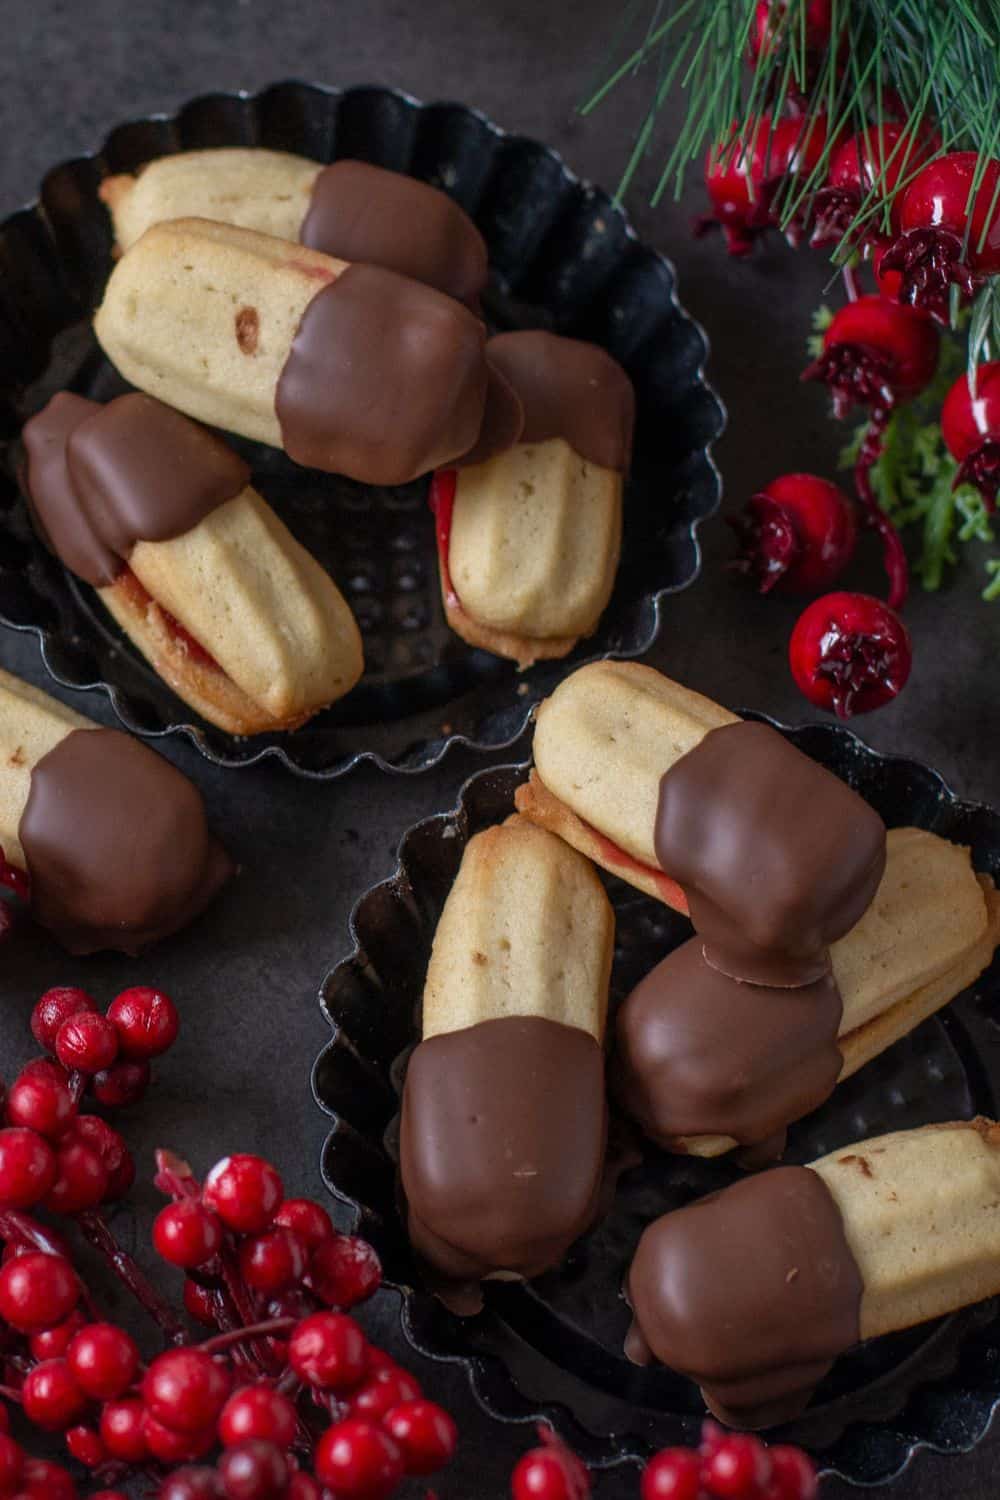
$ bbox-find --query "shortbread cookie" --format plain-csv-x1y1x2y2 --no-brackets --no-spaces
94,219,505,485
626,1118,1000,1429
400,816,614,1308
433,333,633,668
518,661,886,986
0,668,231,954
22,393,363,735
101,152,488,307
615,838,1000,1157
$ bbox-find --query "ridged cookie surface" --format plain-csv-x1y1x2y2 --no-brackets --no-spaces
422,815,613,1043
0,671,90,869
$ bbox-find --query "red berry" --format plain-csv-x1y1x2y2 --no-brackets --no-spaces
218,1439,289,1500
154,1200,224,1269
239,1227,309,1293
384,1398,457,1476
641,1449,703,1500
44,1140,109,1214
790,590,912,716
273,1198,334,1250
67,1322,139,1400
107,986,179,1060
21,1358,89,1431
203,1155,283,1234
0,1433,23,1491
159,1470,224,1500
748,0,831,63
143,1410,217,1462
289,1311,368,1392
0,1250,78,1331
511,1439,591,1500
315,1417,405,1498
99,1397,149,1463
143,1348,231,1433
703,1434,772,1498
31,989,97,1054
803,295,939,418
184,1277,219,1327
0,1127,57,1207
286,1476,321,1500
348,1366,421,1421
65,1423,106,1467
19,1457,78,1499
813,124,938,247
218,1383,298,1450
310,1234,382,1309
703,112,829,255
65,1115,130,1183
942,360,1000,511
766,1447,819,1500
882,153,1000,314
731,473,857,595
30,1307,86,1359
89,1059,150,1109
55,1012,119,1074
6,1067,77,1139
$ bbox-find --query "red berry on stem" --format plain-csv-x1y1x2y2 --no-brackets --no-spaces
310,1233,382,1308
44,1139,109,1214
641,1448,703,1500
99,1397,149,1463
218,1383,298,1450
881,153,1000,316
90,1059,150,1109
65,1423,106,1467
790,591,913,717
218,1439,289,1500
289,1310,369,1392
239,1226,309,1294
31,1308,86,1359
20,1457,78,1499
384,1398,457,1476
143,1410,218,1463
0,1126,58,1207
274,1197,334,1250
21,1358,89,1431
184,1277,219,1326
812,124,938,247
159,1470,224,1500
143,1348,231,1433
55,1011,118,1074
0,1250,78,1331
702,1433,773,1497
766,1446,819,1500
286,1475,321,1500
730,473,858,595
749,0,831,62
6,1066,77,1139
203,1155,283,1234
315,1417,405,1499
0,1433,23,1492
348,1366,421,1421
701,112,829,255
107,986,179,1060
804,295,939,417
942,360,1000,512
32,988,97,1054
67,1322,140,1400
154,1200,224,1269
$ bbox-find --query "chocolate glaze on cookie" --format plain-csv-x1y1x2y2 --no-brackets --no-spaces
23,394,251,587
276,264,490,485
464,331,635,473
400,1016,607,1311
654,720,886,987
20,728,233,955
614,937,843,1152
301,160,489,311
625,1167,863,1428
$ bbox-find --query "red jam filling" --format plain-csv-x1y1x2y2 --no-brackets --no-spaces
584,823,689,913
429,469,462,612
116,569,220,672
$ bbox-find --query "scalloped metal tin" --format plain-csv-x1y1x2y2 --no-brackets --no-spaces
314,722,1000,1483
0,80,724,777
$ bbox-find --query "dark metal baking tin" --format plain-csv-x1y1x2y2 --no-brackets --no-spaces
0,80,724,777
314,721,1000,1484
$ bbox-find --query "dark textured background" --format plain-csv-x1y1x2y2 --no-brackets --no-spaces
0,1,998,1495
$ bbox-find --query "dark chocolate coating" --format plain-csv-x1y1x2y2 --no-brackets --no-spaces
476,330,635,472
655,720,886,986
614,937,843,1149
301,160,489,310
400,1016,607,1299
275,264,489,485
23,393,250,586
20,728,233,955
625,1166,863,1428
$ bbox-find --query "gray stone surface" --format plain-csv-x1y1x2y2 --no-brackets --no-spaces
0,1,997,1494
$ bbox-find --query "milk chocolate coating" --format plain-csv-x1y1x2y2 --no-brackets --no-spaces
23,393,251,587
400,1016,607,1299
20,728,233,955
301,160,489,310
625,1167,863,1428
655,721,886,987
275,264,489,485
614,937,843,1149
472,330,636,472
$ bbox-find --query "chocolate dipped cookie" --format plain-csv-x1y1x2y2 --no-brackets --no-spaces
22,393,363,735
